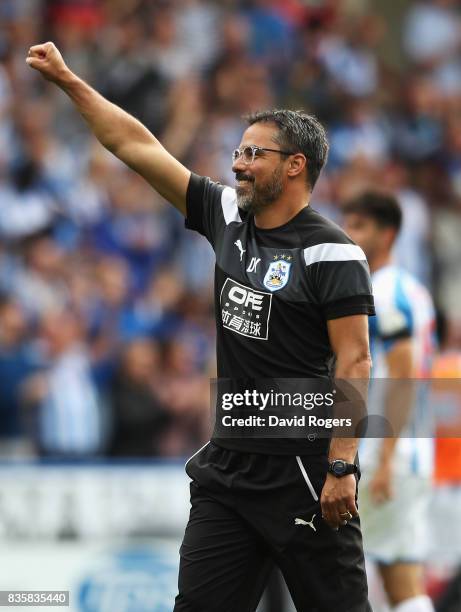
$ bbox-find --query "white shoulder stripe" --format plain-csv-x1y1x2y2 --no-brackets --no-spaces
303,243,366,266
221,187,241,225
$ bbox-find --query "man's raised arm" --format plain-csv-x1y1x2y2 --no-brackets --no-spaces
26,42,190,215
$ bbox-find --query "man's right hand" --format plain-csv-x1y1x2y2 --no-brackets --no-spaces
26,42,71,85
368,461,394,505
25,40,190,215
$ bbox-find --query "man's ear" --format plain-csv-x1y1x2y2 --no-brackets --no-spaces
287,153,307,178
384,227,398,250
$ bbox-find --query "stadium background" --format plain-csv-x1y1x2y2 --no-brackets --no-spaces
0,0,461,610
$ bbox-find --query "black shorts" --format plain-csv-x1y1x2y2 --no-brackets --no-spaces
174,442,371,612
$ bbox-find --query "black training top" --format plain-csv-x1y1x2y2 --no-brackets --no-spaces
185,173,375,454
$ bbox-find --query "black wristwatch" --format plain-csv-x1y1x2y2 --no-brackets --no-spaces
328,459,360,478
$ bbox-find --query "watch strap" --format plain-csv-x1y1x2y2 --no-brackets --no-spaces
328,459,359,477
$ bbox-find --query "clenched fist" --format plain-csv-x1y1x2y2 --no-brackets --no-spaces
26,42,70,85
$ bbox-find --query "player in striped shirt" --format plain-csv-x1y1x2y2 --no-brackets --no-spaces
343,192,436,612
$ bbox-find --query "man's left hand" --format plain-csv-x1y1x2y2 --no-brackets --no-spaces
320,473,358,529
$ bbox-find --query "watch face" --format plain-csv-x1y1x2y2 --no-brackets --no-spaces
333,460,346,475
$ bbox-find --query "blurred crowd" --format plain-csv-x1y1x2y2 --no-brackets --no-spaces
0,0,461,460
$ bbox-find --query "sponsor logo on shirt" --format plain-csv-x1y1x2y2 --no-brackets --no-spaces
234,239,246,262
220,278,272,340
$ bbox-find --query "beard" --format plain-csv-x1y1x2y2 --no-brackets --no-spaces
235,165,284,214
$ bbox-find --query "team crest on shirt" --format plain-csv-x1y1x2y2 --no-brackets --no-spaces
263,256,292,292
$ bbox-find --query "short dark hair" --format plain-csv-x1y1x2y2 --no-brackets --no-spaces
342,191,403,233
243,109,329,190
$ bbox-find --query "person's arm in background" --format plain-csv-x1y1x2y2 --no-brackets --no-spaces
368,338,416,504
26,42,190,214
321,314,372,529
